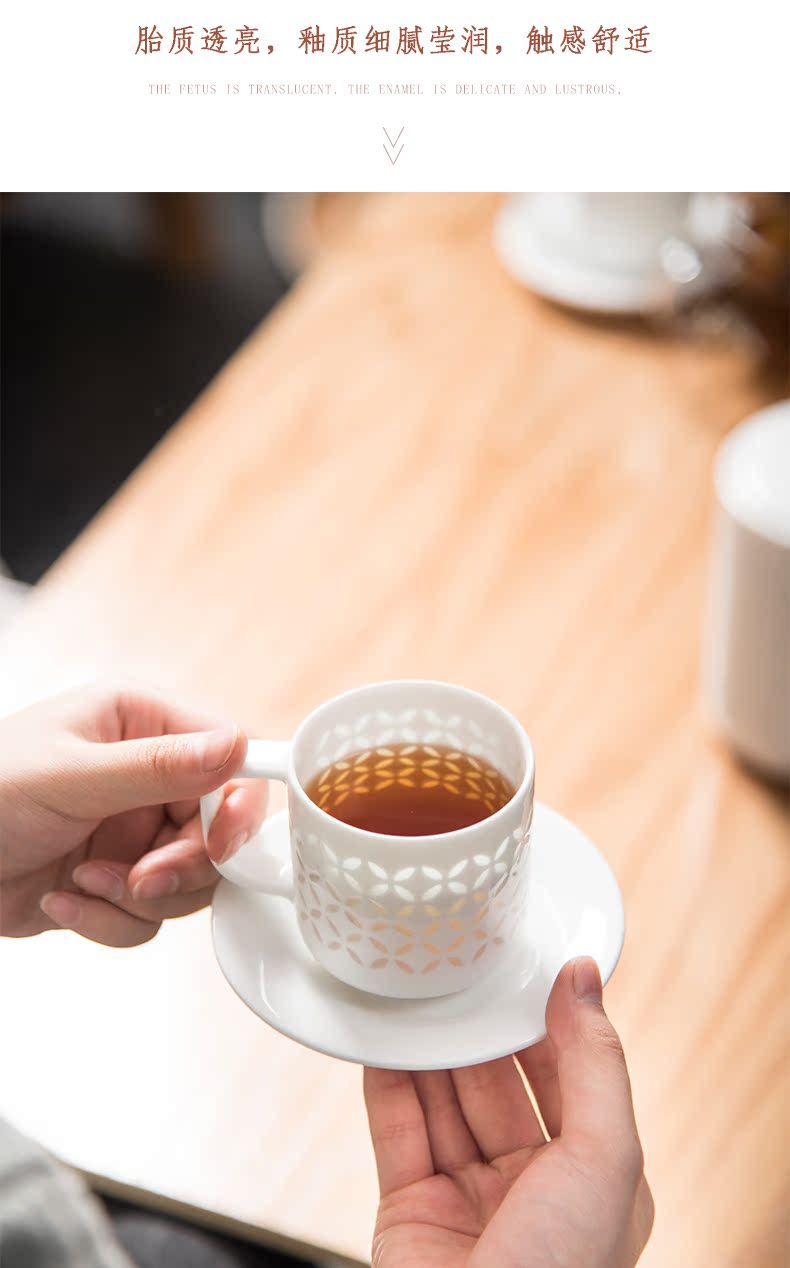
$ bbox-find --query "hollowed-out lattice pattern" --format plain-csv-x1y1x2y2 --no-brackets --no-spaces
307,706,521,786
292,700,531,988
292,822,531,979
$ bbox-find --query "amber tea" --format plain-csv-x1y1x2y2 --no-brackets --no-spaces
304,743,516,836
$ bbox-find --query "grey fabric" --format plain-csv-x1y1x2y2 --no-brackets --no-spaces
102,1197,312,1268
0,1117,134,1268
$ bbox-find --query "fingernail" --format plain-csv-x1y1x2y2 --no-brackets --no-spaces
573,957,602,1003
72,864,124,902
219,831,248,864
196,727,238,773
132,871,180,901
40,893,80,928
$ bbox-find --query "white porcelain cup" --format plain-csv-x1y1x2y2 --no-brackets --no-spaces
528,193,687,272
703,401,790,781
529,192,741,289
201,680,535,998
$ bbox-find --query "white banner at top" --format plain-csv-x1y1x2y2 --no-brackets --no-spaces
0,1,786,190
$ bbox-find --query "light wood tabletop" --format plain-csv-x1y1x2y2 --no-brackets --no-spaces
0,194,788,1267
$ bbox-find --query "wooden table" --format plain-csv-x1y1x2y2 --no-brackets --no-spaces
0,195,787,1267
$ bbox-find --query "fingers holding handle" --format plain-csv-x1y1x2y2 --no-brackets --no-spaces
201,739,294,898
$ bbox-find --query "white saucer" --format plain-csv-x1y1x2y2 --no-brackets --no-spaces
212,804,624,1070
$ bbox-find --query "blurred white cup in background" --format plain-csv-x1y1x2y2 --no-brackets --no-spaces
494,192,748,314
531,192,693,274
703,400,790,782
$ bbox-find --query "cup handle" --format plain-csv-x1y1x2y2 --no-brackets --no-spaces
660,196,745,298
200,739,294,899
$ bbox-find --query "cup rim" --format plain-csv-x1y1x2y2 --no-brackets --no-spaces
286,678,535,849
714,400,790,549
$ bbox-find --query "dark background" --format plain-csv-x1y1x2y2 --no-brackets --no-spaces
1,194,289,582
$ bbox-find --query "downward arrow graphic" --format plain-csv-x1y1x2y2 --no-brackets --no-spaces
382,126,404,165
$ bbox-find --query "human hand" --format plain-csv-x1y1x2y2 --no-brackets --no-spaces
0,685,266,946
364,958,653,1268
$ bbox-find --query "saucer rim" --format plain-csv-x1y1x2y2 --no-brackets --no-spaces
211,804,625,1069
